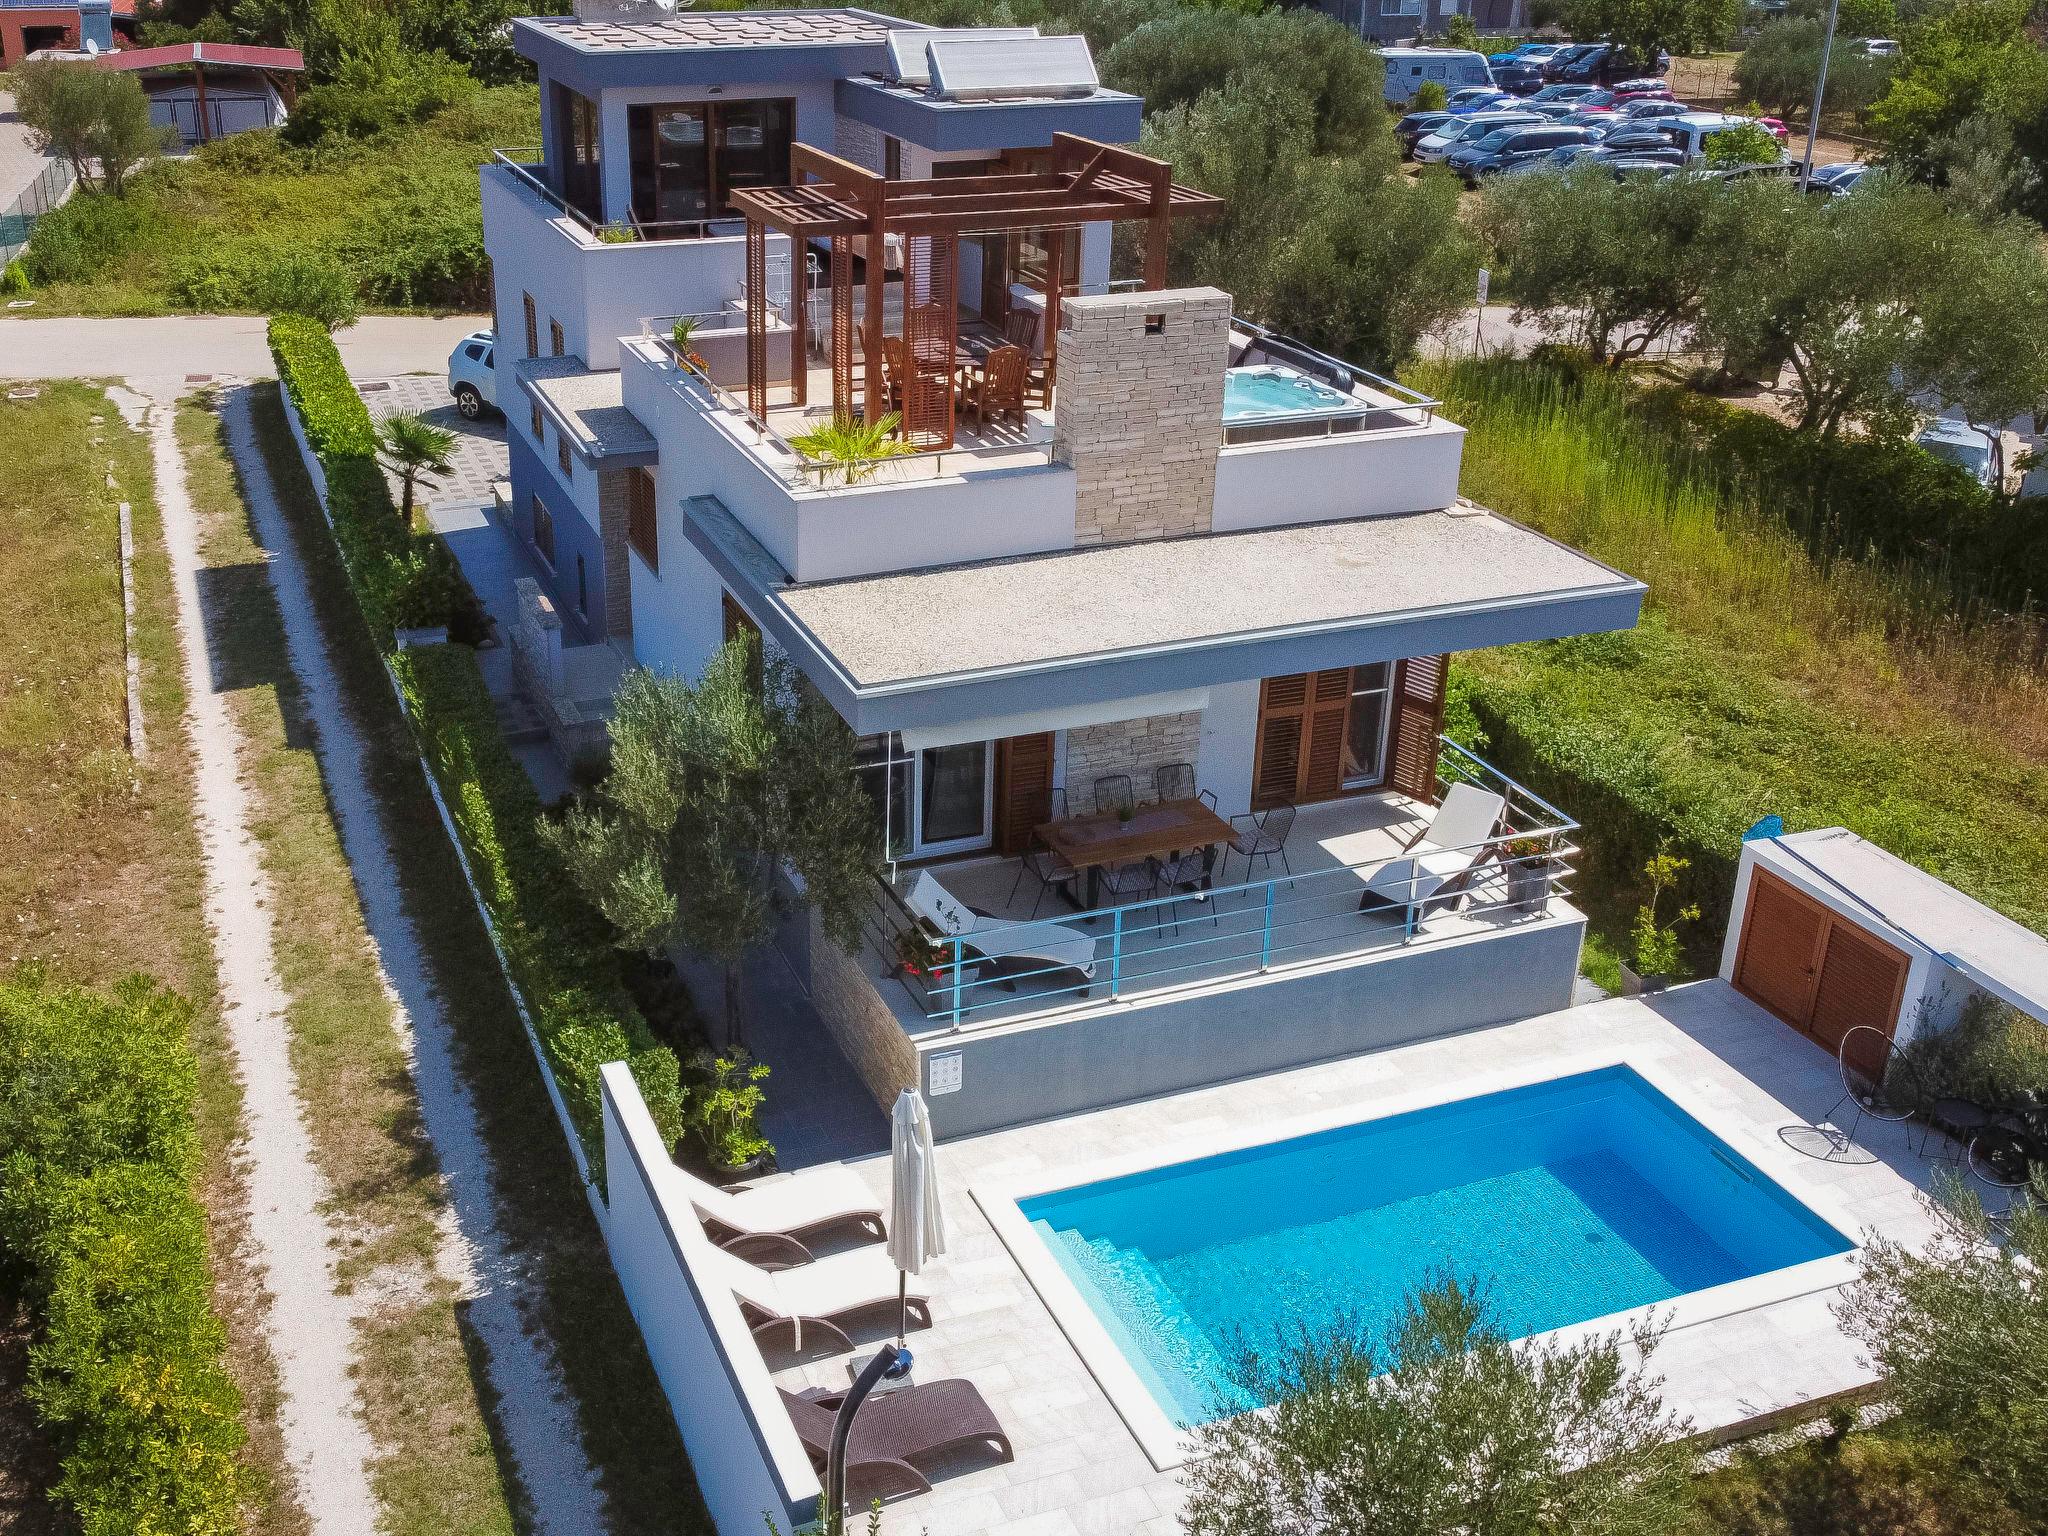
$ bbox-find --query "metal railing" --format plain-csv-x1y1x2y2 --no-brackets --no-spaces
1223,316,1443,446
866,737,1579,1033
1,157,74,267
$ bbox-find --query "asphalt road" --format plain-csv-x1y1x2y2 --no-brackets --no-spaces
0,313,491,382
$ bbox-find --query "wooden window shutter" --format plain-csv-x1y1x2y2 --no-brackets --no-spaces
993,734,1055,856
523,292,537,357
1386,655,1449,800
1300,669,1353,800
1732,869,1828,1028
1252,674,1310,809
627,468,658,573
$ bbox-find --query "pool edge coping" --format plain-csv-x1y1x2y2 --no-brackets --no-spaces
971,1044,1873,1473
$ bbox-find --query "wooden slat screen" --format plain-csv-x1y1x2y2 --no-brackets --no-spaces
1733,870,1827,1027
626,467,658,574
1387,655,1448,801
745,217,768,424
994,733,1055,856
1300,669,1352,801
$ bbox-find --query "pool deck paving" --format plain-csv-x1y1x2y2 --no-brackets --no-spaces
772,978,1949,1536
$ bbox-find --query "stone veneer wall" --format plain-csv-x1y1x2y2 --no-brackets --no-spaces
801,907,919,1114
1064,710,1205,813
595,470,634,639
1052,287,1232,547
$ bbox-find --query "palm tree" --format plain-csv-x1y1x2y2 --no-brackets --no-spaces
376,413,458,528
788,412,913,486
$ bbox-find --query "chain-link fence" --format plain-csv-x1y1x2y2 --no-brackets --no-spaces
0,157,75,267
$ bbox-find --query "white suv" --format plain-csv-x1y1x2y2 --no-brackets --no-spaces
447,331,498,420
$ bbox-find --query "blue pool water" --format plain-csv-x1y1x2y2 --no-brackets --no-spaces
1221,365,1358,422
1022,1067,1851,1426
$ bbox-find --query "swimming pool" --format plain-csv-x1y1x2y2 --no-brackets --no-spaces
1221,363,1361,424
1016,1066,1853,1431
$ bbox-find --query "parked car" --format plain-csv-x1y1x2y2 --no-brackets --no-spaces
1805,160,1871,195
1554,43,1671,85
1448,124,1601,184
1539,42,1606,80
1397,109,1461,156
1522,100,1588,119
447,331,497,420
1525,81,1604,102
1600,155,1685,179
1594,127,1682,155
1914,418,2004,490
1412,109,1543,163
1559,106,1625,131
1756,115,1790,142
1488,41,1568,65
1655,111,1761,161
1620,98,1692,121
1863,36,1900,55
1447,84,1511,109
1610,77,1673,103
1381,46,1495,105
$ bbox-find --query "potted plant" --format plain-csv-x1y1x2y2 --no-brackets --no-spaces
1502,834,1553,915
1116,801,1135,825
1619,839,1702,996
690,1048,774,1180
669,315,709,373
788,413,914,487
894,924,946,981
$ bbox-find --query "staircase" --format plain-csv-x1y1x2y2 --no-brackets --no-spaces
1034,1221,1248,1421
491,689,549,746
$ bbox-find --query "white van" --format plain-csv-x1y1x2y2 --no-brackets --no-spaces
1658,111,1766,162
1382,47,1496,106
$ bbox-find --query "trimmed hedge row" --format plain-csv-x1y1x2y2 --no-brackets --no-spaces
390,643,686,1175
268,314,481,644
268,314,684,1181
0,973,246,1536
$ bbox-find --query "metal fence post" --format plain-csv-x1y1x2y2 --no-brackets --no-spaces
1109,910,1123,1000
948,936,964,1030
1260,881,1275,971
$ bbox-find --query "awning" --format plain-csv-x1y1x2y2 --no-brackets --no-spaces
898,688,1210,751
684,496,1646,736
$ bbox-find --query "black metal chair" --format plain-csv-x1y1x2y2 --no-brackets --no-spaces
1823,1024,1923,1155
1151,849,1216,936
1006,787,1075,918
1096,858,1156,913
1225,804,1296,885
1154,762,1196,803
1093,774,1134,816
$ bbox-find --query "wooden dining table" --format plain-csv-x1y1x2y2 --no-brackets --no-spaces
1036,797,1237,910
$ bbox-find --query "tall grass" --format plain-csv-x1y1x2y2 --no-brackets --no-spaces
1418,359,2048,761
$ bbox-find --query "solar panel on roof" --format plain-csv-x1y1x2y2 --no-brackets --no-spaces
885,26,1038,86
925,33,1099,101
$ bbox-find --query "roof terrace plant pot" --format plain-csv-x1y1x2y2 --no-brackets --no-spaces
1617,962,1672,996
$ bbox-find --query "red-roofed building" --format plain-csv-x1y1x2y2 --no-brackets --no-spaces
93,39,304,145
0,0,136,69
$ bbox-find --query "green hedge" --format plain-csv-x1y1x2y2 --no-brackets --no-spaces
269,316,684,1183
390,644,685,1176
0,973,246,1536
268,314,481,644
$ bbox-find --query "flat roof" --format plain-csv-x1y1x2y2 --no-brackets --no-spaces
1762,829,2048,1020
686,500,1646,732
514,358,657,466
519,7,897,53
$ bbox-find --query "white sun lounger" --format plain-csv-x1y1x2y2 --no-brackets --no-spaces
1358,783,1508,925
670,1161,885,1262
904,871,1099,985
705,1240,928,1351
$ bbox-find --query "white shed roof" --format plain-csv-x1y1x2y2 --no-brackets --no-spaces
1761,828,2048,1020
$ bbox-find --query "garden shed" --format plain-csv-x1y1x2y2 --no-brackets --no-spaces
1719,827,2048,1066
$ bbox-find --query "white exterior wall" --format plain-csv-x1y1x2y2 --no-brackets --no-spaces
596,1065,818,1532
1210,419,1468,531
1717,839,1989,1048
1196,679,1260,819
628,518,729,681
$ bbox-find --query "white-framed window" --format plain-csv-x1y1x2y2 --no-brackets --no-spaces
1342,662,1396,789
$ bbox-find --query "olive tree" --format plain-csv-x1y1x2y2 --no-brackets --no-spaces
1183,1276,1698,1536
543,641,881,1048
1698,176,2048,436
1481,166,1768,366
13,62,176,196
1836,1181,2048,1526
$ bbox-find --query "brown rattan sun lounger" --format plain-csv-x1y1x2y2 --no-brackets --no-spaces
779,1378,1014,1501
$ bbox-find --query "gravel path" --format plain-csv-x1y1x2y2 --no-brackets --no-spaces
218,386,606,1532
109,381,382,1536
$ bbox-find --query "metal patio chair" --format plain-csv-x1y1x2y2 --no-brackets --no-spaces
1154,762,1196,803
1006,788,1077,917
1822,1024,1924,1155
1152,848,1217,936
1225,804,1296,884
1093,774,1134,816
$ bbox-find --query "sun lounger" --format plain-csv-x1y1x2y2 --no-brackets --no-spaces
704,1241,928,1352
780,1378,1014,1502
905,871,1099,988
670,1161,885,1263
1357,783,1508,924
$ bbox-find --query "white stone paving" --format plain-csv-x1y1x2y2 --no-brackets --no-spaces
771,980,1948,1535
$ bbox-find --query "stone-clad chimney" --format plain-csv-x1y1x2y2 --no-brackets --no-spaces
1052,287,1231,546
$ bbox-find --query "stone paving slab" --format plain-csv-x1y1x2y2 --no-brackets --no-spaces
354,371,509,510
771,981,1947,1535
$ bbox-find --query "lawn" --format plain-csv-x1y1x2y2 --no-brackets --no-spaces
15,86,536,317
0,379,297,1533
1416,358,2048,980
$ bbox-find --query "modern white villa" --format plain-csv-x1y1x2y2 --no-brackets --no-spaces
467,11,2027,1535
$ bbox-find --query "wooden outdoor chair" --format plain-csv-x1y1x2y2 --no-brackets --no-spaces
960,345,1028,432
1003,309,1052,406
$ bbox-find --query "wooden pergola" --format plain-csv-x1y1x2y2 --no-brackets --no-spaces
728,134,1224,449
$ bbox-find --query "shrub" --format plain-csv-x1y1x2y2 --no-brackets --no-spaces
390,643,687,1177
21,190,157,286
1704,120,1787,166
170,244,361,330
284,47,479,145
1414,79,1450,111
338,182,491,308
0,973,247,1536
1902,992,2048,1104
268,315,480,638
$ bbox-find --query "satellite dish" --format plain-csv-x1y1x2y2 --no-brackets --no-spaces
84,37,100,54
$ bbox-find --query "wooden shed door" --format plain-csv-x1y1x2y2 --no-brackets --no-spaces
993,733,1054,857
1733,867,1909,1066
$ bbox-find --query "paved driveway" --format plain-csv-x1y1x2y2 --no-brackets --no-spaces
0,90,55,212
355,371,510,509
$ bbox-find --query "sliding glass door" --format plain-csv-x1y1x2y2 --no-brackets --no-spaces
627,98,793,237
854,734,994,860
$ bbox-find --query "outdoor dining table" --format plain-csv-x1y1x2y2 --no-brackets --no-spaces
1036,797,1236,911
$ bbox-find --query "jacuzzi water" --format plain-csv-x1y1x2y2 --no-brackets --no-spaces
1021,1066,1851,1426
1221,363,1358,422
